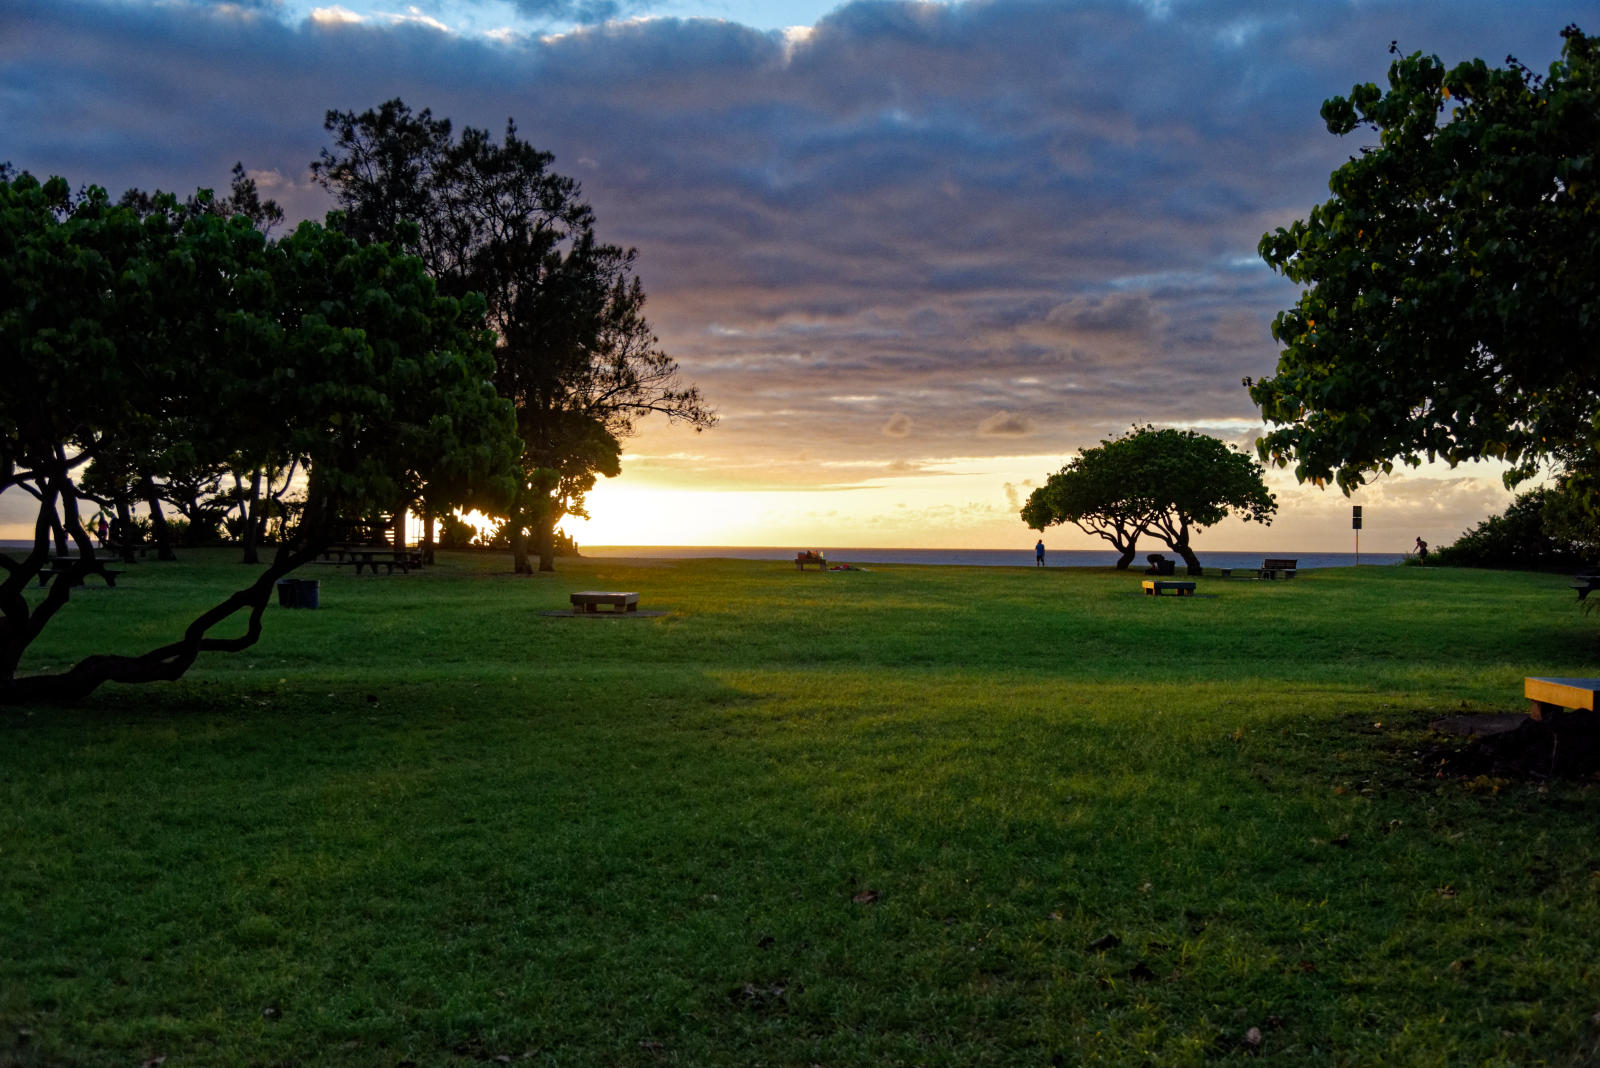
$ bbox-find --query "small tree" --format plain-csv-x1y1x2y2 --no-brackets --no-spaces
0,172,517,703
1251,26,1600,498
1023,427,1276,573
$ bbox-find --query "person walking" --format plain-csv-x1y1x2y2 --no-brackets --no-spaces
1035,539,1045,567
1414,536,1429,565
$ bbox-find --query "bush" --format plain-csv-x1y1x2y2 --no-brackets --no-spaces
1433,487,1592,569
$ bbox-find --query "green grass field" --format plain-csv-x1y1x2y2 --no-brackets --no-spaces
3,551,1599,1065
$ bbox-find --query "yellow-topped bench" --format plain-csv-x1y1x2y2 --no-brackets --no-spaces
1142,580,1195,597
1525,676,1600,720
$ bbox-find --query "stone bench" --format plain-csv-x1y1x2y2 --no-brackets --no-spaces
570,591,640,613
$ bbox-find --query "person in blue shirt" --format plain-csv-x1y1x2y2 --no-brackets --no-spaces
1035,539,1045,567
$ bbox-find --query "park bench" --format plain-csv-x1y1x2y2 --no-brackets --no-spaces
570,590,640,613
39,558,125,588
1571,573,1600,601
1525,676,1600,721
1215,557,1298,580
796,551,827,570
1142,580,1195,596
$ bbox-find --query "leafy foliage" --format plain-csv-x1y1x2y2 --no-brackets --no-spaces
1433,486,1596,569
0,170,517,701
1024,427,1276,572
313,99,714,572
1252,26,1600,494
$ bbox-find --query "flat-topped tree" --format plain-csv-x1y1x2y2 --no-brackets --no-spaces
1252,26,1599,502
1023,427,1276,573
1023,437,1160,569
313,99,716,573
0,171,517,703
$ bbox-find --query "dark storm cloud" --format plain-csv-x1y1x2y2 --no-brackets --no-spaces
0,0,1578,482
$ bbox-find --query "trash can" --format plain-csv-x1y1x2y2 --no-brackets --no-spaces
294,578,320,610
276,579,300,608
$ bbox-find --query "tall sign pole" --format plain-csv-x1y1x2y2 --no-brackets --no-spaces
1352,506,1362,565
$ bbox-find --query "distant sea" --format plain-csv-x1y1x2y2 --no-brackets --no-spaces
580,546,1407,571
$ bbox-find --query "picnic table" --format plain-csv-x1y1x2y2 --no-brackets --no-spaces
320,546,424,575
570,591,640,613
39,557,124,587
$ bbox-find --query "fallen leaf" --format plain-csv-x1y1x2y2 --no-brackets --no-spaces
851,889,880,905
1244,1026,1263,1051
1436,885,1459,898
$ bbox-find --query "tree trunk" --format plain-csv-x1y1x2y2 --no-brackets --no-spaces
240,469,262,565
1114,543,1137,570
115,499,136,564
142,479,177,561
422,510,436,565
536,517,556,573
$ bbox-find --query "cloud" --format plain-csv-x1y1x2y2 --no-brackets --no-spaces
978,411,1035,438
0,0,1577,538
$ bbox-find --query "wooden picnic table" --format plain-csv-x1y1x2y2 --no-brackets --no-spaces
322,547,424,575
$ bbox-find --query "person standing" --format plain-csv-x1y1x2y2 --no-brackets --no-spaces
1035,539,1045,567
1414,536,1429,565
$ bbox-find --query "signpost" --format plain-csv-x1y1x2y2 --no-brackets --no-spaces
1352,505,1362,565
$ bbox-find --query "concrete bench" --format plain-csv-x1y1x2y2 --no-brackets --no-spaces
570,590,640,613
1142,580,1195,597
1525,677,1600,721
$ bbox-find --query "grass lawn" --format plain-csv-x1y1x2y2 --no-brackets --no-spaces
3,550,1599,1065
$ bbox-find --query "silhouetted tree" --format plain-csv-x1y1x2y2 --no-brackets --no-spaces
313,99,715,572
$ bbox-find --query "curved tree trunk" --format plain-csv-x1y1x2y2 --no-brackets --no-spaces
2,540,321,705
1114,543,1138,570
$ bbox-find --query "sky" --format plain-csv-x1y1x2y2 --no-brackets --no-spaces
1,0,1582,551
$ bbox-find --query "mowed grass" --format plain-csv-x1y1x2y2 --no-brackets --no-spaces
3,551,1599,1066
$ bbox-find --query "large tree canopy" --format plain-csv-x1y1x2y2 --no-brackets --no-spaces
0,171,517,703
1251,26,1599,495
1024,427,1276,573
312,99,715,572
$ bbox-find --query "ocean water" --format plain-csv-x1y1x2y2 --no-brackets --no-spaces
580,546,1408,571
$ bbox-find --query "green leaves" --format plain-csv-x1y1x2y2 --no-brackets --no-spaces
1255,27,1600,496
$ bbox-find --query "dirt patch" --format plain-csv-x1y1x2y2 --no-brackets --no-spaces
1426,713,1600,781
